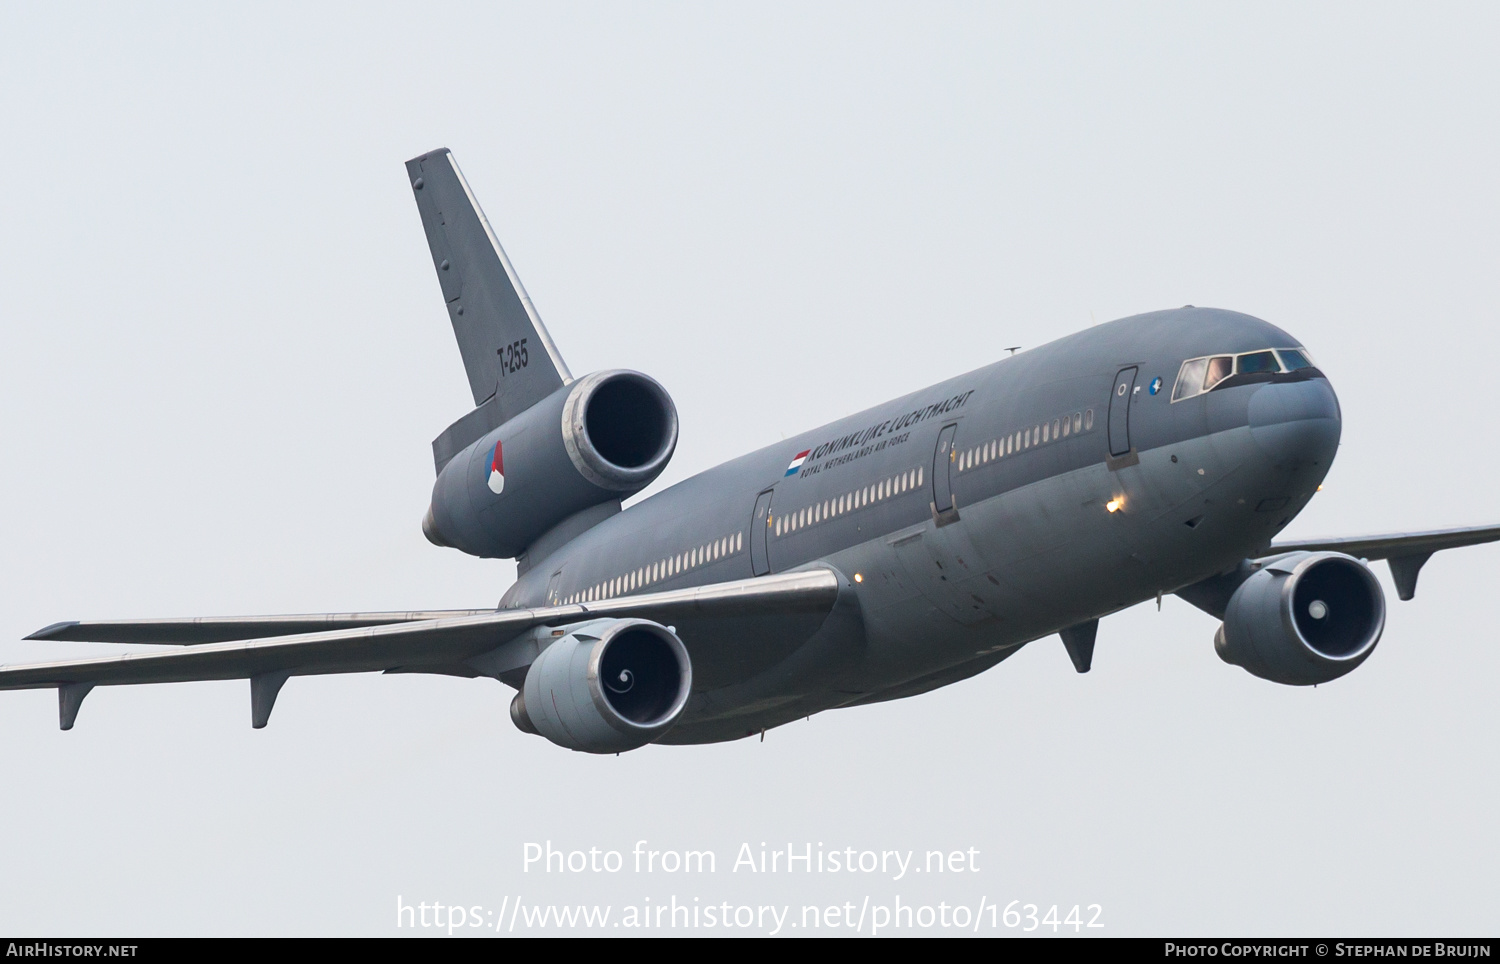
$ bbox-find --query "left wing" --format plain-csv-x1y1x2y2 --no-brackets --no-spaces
26,610,498,645
4,569,843,729
1269,523,1500,599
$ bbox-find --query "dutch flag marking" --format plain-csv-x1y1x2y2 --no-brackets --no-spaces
784,450,811,477
487,440,505,495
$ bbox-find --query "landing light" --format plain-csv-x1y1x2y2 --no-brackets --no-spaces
854,573,864,583
1106,499,1122,513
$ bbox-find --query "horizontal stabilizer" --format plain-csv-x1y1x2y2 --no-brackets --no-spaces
2,570,842,705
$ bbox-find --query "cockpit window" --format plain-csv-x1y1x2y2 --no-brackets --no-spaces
1203,356,1233,391
1171,347,1318,402
1277,348,1314,371
1172,358,1207,403
1237,351,1278,374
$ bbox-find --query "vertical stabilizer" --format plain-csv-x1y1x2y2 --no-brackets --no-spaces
406,149,572,422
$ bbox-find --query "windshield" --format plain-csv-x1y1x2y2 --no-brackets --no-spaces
1171,347,1318,402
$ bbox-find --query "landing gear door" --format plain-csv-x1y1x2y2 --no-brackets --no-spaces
751,488,774,576
1108,367,1138,457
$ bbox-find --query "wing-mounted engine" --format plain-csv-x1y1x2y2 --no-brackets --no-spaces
509,618,692,753
1214,551,1386,685
423,370,678,558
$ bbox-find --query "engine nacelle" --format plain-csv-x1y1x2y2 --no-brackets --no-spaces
510,618,692,753
424,370,678,558
1215,551,1385,685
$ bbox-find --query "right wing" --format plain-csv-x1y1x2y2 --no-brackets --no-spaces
5,569,843,729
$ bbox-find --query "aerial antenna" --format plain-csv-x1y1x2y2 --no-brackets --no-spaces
1005,346,1021,355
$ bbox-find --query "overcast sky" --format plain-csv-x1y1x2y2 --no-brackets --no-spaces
2,2,1498,937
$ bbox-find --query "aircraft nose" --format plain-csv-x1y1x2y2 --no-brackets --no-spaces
1246,376,1342,467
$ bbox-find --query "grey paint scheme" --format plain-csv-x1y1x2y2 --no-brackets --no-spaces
9,151,1500,745
406,148,573,472
494,305,1350,742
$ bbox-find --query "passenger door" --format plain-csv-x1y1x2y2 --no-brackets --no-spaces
751,489,774,576
932,423,959,526
1108,367,1138,457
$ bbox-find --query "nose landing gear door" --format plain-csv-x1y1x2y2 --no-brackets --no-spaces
1108,366,1138,459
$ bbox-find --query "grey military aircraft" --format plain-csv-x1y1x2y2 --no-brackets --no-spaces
7,148,1499,752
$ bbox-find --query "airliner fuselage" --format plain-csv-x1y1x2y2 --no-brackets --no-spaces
497,307,1339,743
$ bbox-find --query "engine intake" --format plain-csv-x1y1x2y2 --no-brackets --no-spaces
425,370,678,558
562,370,678,491
1215,551,1385,685
511,618,692,753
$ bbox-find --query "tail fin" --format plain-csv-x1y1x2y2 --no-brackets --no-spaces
406,148,572,434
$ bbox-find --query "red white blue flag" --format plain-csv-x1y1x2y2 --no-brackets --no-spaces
784,449,810,477
487,440,505,494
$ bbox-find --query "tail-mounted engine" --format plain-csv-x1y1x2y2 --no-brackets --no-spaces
1215,551,1386,685
510,618,692,753
424,370,678,558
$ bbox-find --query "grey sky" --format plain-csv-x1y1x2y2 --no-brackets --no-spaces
1,2,1497,935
